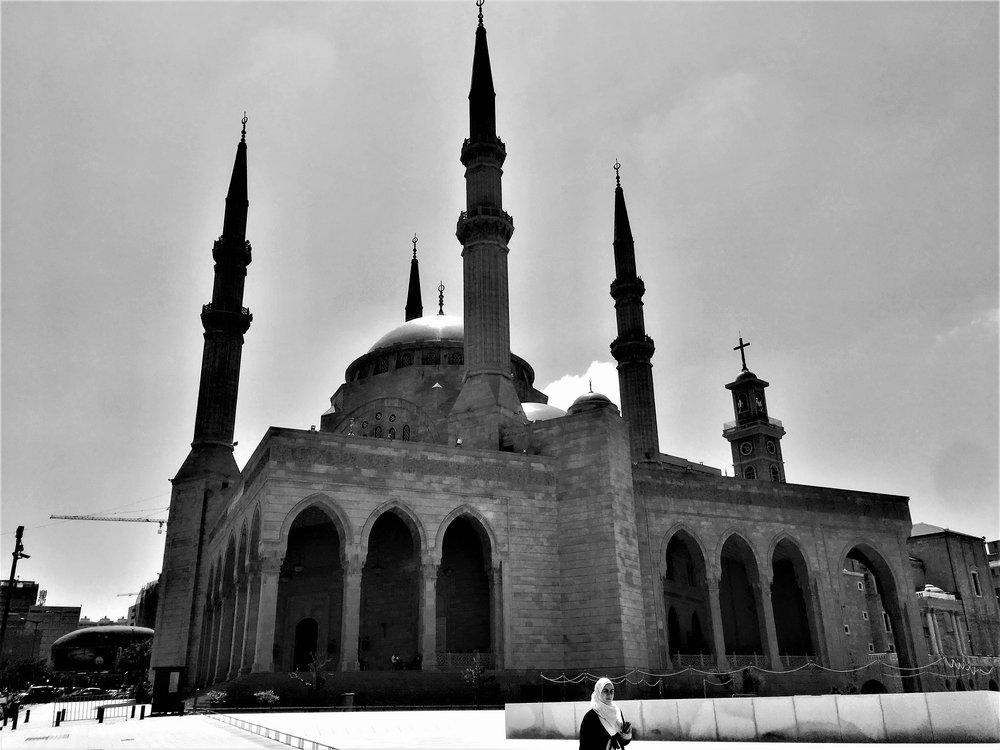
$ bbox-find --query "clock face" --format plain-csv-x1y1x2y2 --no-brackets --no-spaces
766,440,776,454
740,441,753,456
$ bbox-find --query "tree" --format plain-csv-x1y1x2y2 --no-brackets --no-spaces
0,657,52,692
115,639,152,702
287,652,331,703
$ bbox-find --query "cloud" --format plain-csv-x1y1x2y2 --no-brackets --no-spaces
935,307,999,344
539,360,620,411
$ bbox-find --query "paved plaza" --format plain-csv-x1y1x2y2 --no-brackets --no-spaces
0,708,686,750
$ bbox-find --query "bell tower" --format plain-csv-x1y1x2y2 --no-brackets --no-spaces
722,336,786,481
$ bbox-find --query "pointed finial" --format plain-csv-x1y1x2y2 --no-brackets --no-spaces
412,233,418,259
438,281,445,315
614,159,621,188
477,0,485,26
241,112,248,143
589,379,594,393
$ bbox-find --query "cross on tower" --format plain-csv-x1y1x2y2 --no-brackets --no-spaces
734,335,751,372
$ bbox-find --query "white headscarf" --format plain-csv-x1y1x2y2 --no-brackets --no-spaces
590,677,623,737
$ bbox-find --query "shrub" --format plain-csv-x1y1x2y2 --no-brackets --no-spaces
254,689,279,707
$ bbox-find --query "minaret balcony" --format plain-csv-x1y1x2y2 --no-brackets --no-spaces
610,276,645,299
456,206,514,244
461,136,507,166
610,334,655,363
201,303,253,335
212,238,253,267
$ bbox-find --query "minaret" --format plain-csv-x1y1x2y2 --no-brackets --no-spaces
449,0,524,449
723,336,786,481
609,161,659,460
151,117,253,712
405,234,423,321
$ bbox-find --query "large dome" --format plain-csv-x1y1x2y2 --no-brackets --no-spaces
368,315,463,352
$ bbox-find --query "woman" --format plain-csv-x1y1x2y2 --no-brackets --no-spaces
578,677,632,749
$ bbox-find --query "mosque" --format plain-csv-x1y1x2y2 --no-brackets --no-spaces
149,3,937,711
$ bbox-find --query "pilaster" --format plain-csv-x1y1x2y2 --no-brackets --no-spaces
252,556,281,673
339,556,363,672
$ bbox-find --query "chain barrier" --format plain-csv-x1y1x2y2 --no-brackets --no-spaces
541,656,999,685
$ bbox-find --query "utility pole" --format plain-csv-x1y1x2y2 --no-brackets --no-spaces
0,526,30,665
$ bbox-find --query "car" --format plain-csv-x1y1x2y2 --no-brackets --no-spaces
18,685,56,704
70,687,104,697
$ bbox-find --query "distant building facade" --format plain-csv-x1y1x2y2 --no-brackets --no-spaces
149,5,980,709
909,523,1000,690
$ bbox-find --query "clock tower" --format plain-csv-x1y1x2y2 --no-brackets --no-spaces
722,337,786,482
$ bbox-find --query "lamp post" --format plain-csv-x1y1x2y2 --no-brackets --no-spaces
0,526,30,667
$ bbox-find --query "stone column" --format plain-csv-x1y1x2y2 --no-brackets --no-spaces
419,560,438,671
339,557,362,672
209,600,224,682
228,575,248,679
240,561,261,674
707,579,729,671
757,583,782,670
252,557,282,672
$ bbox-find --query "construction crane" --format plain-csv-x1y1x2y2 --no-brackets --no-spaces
49,514,167,533
117,593,140,597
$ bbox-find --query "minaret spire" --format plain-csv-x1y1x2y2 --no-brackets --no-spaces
449,0,523,449
405,233,423,321
152,115,254,710
188,115,253,460
609,161,660,460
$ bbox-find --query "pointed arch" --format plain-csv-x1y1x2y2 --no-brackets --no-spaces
360,500,427,559
237,522,249,574
248,507,262,562
661,525,713,658
770,535,817,657
278,493,353,548
719,532,765,655
838,538,920,692
435,504,499,566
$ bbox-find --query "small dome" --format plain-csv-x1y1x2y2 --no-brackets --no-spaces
368,315,463,352
568,390,617,415
736,369,758,382
522,402,566,422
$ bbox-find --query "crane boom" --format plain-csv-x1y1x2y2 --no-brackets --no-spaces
50,514,167,533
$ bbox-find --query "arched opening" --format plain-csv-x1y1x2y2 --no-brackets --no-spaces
956,678,966,691
662,530,711,660
437,516,492,658
293,618,319,670
988,679,998,691
842,545,919,692
275,506,344,672
771,539,816,657
720,535,764,656
860,679,888,694
360,511,419,670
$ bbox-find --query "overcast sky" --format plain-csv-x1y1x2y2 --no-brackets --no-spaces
2,1,997,622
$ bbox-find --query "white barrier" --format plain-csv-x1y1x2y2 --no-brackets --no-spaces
505,691,1000,743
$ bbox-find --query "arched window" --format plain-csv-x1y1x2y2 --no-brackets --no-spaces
374,426,382,438
769,464,780,481
744,466,757,479
388,427,396,440
402,425,410,441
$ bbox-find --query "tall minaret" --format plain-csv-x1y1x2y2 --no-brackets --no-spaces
609,161,659,460
405,234,423,321
449,0,524,449
151,117,253,712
